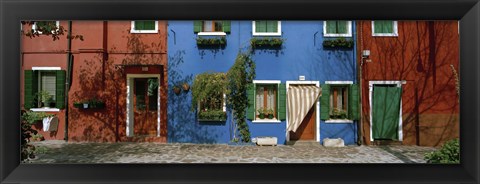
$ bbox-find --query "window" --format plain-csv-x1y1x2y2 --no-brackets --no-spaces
246,80,286,122
329,86,348,119
24,67,65,111
255,84,277,119
197,93,226,121
130,21,158,33
32,21,60,34
372,21,398,36
320,81,359,122
324,21,352,37
252,21,281,36
194,21,230,36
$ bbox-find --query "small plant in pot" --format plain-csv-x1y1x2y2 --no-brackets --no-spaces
182,83,190,92
173,86,181,95
257,108,265,119
36,90,52,108
266,108,274,119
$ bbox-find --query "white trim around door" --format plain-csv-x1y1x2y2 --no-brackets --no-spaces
286,80,320,142
126,74,161,137
368,80,405,142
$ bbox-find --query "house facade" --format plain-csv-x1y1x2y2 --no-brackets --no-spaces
167,20,359,145
21,21,168,142
356,21,459,146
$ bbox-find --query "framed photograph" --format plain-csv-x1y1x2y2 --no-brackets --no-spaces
1,0,478,183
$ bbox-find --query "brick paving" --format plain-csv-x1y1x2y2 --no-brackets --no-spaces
28,140,437,163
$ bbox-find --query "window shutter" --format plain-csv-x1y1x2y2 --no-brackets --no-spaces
266,21,278,33
255,21,267,33
337,21,347,34
222,21,231,33
320,84,330,120
374,21,384,33
144,21,155,30
55,70,66,109
246,83,255,120
24,70,38,109
383,21,393,33
135,21,144,30
348,84,360,120
193,21,202,33
278,83,286,120
326,21,337,34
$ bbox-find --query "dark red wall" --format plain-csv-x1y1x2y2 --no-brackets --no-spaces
357,21,459,146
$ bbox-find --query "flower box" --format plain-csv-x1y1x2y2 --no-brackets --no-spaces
198,109,227,122
250,37,284,48
322,38,354,49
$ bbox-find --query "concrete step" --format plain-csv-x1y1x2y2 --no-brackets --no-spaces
286,140,319,146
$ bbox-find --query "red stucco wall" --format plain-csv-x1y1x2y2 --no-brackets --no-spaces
21,21,168,142
357,21,460,146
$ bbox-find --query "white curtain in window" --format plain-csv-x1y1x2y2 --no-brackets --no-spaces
256,86,264,115
266,87,275,111
41,72,56,100
203,21,213,31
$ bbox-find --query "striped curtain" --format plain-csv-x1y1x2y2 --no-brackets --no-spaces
287,85,322,132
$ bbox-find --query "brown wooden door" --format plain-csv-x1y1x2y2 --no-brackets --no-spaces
290,106,316,140
133,78,158,136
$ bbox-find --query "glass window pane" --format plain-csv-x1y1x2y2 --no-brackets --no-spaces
214,21,223,32
41,71,56,101
203,21,213,32
256,86,264,115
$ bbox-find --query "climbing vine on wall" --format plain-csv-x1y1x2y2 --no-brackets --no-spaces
226,51,256,142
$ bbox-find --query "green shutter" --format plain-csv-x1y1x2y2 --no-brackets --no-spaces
24,70,38,109
56,70,66,109
266,21,278,33
255,21,267,32
278,83,286,120
246,83,255,120
320,84,330,120
383,21,393,33
348,84,360,120
222,21,231,33
327,21,337,34
374,21,384,33
135,21,144,30
144,21,155,30
193,21,202,33
337,21,347,34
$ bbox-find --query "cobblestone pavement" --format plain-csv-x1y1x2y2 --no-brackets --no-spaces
28,141,438,163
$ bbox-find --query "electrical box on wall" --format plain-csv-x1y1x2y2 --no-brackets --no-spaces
299,76,305,80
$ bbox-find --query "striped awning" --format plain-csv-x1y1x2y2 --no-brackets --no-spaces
287,85,322,132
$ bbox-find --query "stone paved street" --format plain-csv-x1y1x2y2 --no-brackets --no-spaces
28,140,437,163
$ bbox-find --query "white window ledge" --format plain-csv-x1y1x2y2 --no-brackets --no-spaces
372,33,398,37
30,108,60,112
198,32,227,36
252,119,281,123
325,119,354,123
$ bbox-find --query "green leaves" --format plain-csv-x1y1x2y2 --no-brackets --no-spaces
322,38,354,49
196,36,227,46
191,72,227,111
250,37,284,48
198,109,227,121
425,139,460,163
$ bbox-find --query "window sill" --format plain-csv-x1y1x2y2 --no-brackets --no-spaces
252,32,282,36
130,30,158,34
252,119,281,123
324,33,352,37
198,32,227,36
372,33,398,37
30,108,60,112
325,119,354,123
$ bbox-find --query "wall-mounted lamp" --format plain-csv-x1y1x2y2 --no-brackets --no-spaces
362,50,370,58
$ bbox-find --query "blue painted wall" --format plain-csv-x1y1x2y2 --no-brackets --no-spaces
167,21,357,145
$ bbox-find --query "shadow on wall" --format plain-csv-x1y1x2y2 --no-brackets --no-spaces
360,21,459,146
167,50,226,143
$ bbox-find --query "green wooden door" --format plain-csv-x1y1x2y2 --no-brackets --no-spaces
372,85,402,140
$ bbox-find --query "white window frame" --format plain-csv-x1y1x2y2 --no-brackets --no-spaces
372,21,398,37
130,21,159,34
197,21,227,36
32,21,60,35
29,67,61,112
252,21,282,36
324,81,354,123
323,21,353,37
252,80,281,123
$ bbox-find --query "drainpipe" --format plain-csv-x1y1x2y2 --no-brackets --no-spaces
357,21,363,145
64,21,72,142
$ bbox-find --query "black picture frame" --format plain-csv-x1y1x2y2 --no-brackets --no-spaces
1,0,478,183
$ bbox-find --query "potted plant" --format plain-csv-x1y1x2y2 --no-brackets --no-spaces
182,83,190,92
173,86,181,95
36,90,52,108
266,108,274,119
257,108,265,119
